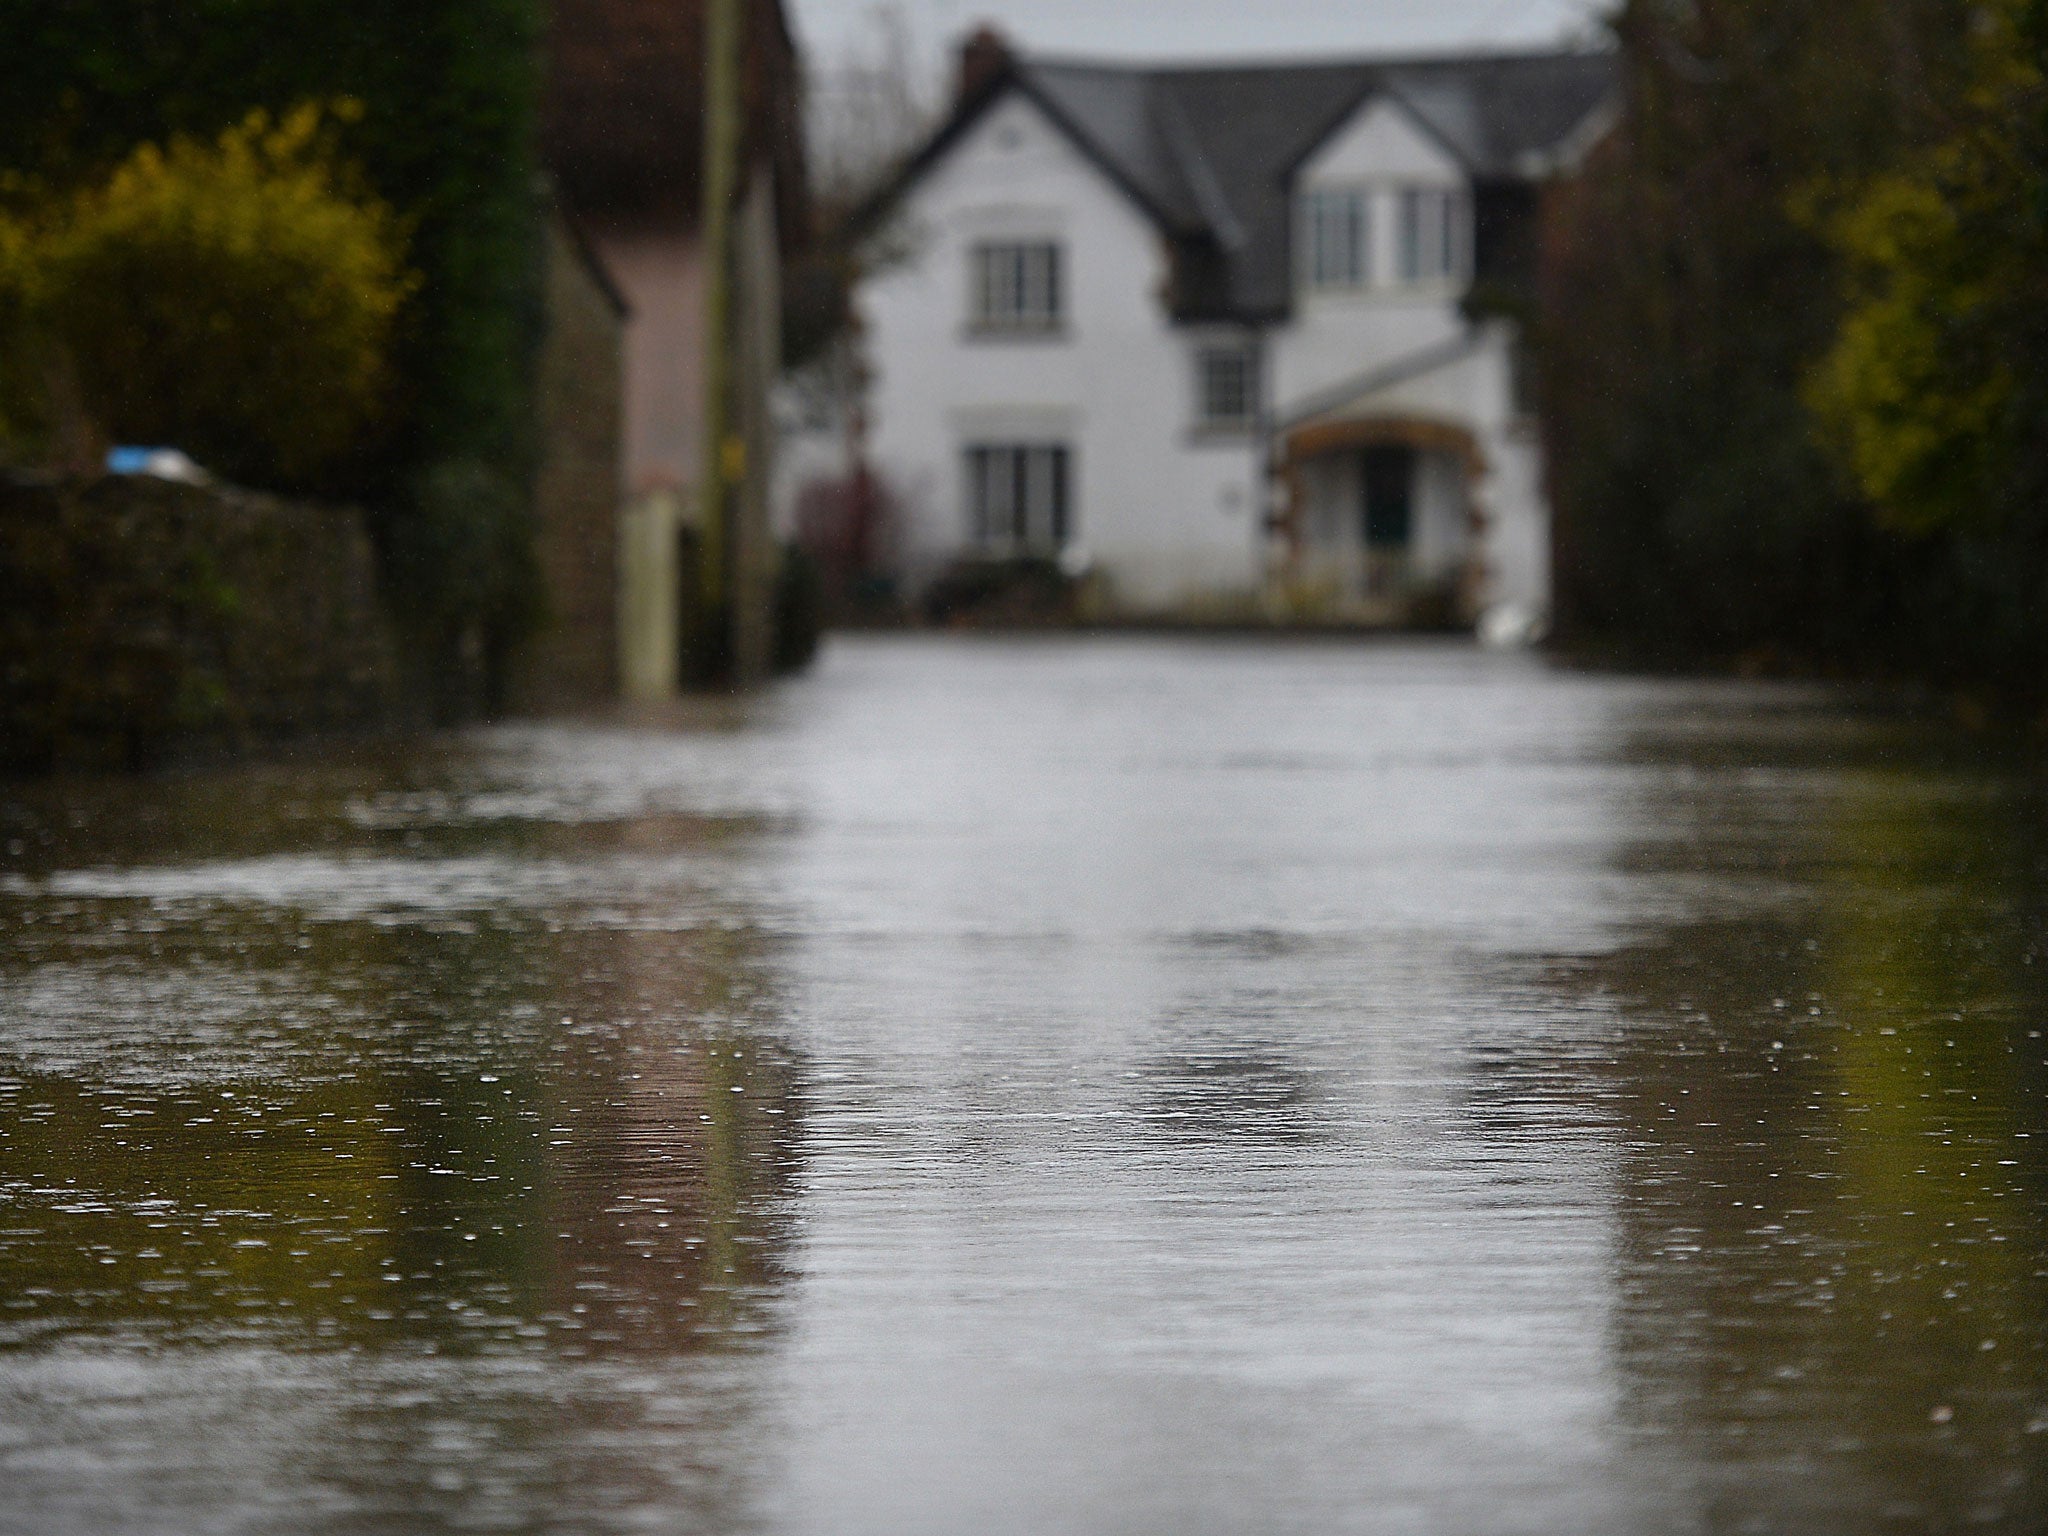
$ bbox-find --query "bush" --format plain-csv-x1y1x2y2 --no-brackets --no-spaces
923,556,1076,626
0,104,416,489
0,4,548,709
1539,0,1978,671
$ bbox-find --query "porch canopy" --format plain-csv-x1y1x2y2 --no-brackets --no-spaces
1281,414,1485,479
1273,330,1494,486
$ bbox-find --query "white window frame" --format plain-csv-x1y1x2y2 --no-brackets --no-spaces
1397,185,1471,286
1193,344,1255,432
1300,188,1371,291
969,241,1063,332
964,442,1072,555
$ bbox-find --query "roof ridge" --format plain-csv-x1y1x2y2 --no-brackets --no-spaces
863,45,1618,324
1020,43,1614,77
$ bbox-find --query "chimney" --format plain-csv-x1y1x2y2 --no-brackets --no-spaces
956,25,1012,107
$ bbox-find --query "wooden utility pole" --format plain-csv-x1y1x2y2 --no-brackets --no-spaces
697,0,743,680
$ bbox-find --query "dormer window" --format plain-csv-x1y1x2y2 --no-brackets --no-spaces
1398,187,1469,284
1302,189,1370,290
970,241,1062,331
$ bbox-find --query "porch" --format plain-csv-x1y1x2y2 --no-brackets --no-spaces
1277,416,1485,625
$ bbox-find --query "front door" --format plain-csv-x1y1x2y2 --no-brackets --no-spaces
1359,445,1415,594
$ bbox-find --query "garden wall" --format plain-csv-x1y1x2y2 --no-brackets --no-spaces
0,473,401,772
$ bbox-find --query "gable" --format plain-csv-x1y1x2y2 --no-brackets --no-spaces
916,91,1120,225
1295,94,1465,189
857,72,1187,249
863,82,1168,317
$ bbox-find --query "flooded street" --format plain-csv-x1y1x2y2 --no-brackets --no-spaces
2,635,2044,1534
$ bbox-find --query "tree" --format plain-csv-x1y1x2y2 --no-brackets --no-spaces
804,4,939,209
1542,0,1976,667
1806,0,2048,538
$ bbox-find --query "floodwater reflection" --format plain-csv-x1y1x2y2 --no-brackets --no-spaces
1,636,2045,1534
1,750,802,1531
1550,712,2048,1531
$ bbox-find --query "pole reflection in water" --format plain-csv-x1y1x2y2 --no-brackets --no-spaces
0,636,2043,1534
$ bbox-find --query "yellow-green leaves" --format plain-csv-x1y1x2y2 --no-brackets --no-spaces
0,104,418,487
1803,169,2012,532
1802,4,2045,535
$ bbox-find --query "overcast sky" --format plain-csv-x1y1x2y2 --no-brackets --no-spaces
789,0,1613,78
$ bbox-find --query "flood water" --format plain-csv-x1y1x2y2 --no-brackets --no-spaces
2,635,2045,1534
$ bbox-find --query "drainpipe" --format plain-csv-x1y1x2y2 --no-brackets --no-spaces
1249,324,1288,596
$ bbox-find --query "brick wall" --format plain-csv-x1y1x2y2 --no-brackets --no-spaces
515,212,629,710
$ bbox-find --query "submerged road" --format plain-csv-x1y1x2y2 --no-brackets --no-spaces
1,635,2044,1533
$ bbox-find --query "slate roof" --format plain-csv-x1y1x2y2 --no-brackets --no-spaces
871,47,1616,321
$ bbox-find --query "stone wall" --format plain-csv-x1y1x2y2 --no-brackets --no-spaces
0,473,401,772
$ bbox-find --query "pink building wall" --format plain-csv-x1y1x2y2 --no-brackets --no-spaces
589,225,708,498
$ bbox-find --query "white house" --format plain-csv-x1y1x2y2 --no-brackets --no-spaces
818,35,1615,625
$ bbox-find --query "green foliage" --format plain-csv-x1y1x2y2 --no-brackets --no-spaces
0,0,546,449
1,106,416,489
392,456,546,714
1542,0,1978,667
1805,173,2011,530
0,0,549,689
1805,2,2048,538
1547,0,2048,691
0,204,41,460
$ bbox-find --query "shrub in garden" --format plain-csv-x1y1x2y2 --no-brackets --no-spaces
0,104,416,489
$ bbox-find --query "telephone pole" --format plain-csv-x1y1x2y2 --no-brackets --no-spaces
697,0,743,681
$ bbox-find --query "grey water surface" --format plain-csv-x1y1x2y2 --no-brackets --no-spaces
1,635,2044,1534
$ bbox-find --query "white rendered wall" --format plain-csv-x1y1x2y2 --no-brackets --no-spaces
858,93,1263,610
1462,324,1549,618
1296,448,1467,592
1299,454,1356,552
1411,451,1467,581
851,85,1554,621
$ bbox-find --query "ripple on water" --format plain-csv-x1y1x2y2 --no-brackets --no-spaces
0,636,2044,1534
